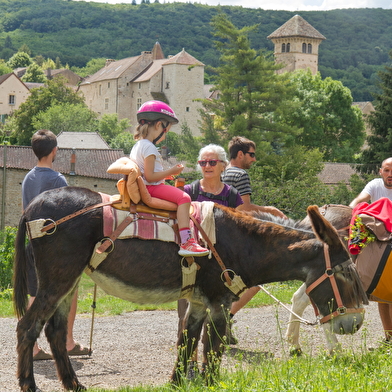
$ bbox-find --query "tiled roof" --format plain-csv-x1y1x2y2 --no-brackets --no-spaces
133,59,167,82
268,15,326,40
80,56,141,84
164,49,204,66
0,146,124,180
24,82,44,90
317,162,357,185
57,132,110,149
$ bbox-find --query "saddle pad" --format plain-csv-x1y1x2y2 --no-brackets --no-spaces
112,208,177,242
356,241,392,303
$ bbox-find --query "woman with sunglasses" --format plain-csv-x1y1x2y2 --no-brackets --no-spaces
178,144,243,378
183,144,243,208
130,100,209,257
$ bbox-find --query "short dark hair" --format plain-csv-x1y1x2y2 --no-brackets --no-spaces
228,136,256,160
31,130,57,160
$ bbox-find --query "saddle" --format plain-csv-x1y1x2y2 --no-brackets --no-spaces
107,157,178,218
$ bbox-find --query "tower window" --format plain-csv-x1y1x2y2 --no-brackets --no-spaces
308,44,312,54
286,43,290,52
282,43,286,53
302,43,307,53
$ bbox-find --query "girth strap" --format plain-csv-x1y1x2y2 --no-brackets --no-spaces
190,215,232,286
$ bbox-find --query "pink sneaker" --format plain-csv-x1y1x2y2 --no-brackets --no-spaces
179,238,209,257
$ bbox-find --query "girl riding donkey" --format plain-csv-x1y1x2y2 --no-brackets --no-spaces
130,100,209,257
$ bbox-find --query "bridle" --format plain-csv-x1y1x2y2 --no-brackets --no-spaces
305,243,364,324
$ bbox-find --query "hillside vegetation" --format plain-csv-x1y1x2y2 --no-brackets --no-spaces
0,0,390,100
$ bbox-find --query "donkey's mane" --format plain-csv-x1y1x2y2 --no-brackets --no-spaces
215,205,310,232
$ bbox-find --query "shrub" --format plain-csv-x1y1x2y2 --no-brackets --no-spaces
0,226,17,291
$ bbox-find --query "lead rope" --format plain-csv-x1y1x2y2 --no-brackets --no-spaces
258,285,317,326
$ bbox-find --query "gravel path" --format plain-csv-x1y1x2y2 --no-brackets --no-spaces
0,302,383,391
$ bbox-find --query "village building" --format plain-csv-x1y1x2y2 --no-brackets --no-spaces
78,43,205,136
268,14,326,75
0,73,30,122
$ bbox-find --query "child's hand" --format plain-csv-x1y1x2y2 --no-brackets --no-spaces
171,164,184,175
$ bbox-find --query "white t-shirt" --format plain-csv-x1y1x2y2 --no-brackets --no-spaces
129,139,164,185
363,178,392,203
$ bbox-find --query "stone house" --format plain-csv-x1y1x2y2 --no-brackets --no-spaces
268,15,326,75
78,43,205,136
0,146,124,228
0,73,30,122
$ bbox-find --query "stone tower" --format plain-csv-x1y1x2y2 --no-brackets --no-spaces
267,15,326,75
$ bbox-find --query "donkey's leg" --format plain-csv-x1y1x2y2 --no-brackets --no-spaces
286,283,310,356
17,306,47,392
45,287,86,391
200,302,229,384
171,301,206,384
16,288,66,392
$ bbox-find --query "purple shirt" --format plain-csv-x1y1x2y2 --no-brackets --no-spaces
184,182,243,207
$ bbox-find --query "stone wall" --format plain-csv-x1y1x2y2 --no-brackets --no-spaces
0,168,118,228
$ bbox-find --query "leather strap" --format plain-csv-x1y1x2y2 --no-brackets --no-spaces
190,215,232,286
41,199,121,233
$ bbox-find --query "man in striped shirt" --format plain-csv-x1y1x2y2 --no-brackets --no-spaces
222,136,285,344
222,136,285,217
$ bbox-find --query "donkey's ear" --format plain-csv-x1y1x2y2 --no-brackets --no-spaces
307,205,341,247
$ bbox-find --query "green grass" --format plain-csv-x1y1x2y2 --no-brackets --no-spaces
14,278,391,392
84,347,392,391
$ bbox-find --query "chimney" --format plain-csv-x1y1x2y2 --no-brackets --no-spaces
70,148,76,176
105,59,115,67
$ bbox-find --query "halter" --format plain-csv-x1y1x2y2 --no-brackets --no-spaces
305,243,364,324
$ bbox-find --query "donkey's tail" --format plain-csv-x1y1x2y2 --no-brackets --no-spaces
13,215,28,319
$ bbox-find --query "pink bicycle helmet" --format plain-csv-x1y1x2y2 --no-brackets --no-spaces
137,100,179,124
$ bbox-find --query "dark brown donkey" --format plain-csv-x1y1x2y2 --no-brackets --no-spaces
13,188,367,391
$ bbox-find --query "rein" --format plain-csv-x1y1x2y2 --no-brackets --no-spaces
305,244,361,324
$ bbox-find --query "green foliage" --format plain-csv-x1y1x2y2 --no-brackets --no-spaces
98,113,130,142
0,2,388,100
6,51,32,68
32,103,98,134
205,13,299,151
0,226,17,291
0,60,12,75
250,146,330,219
285,69,366,162
10,76,86,145
71,57,106,78
359,50,392,173
175,122,203,166
21,62,47,82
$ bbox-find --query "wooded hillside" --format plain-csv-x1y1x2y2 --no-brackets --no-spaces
0,0,390,101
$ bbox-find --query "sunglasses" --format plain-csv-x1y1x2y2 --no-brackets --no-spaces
198,159,223,167
245,152,256,158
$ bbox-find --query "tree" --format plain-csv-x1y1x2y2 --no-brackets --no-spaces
71,58,106,78
284,69,365,162
0,60,12,76
11,76,86,145
31,103,98,134
21,63,47,83
250,146,329,219
202,13,299,152
18,44,31,56
359,50,392,173
42,58,56,70
97,113,131,144
7,52,32,68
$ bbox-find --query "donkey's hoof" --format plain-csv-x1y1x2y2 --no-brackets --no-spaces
290,348,303,357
